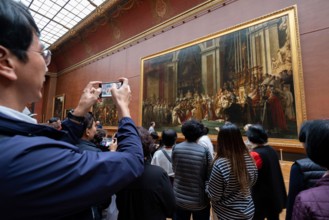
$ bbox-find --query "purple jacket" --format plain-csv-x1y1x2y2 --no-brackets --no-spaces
0,113,144,220
292,174,329,220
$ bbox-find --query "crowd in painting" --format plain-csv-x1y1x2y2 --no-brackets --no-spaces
143,69,295,136
0,1,328,220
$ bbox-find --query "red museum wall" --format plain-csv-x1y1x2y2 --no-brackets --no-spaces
37,0,329,153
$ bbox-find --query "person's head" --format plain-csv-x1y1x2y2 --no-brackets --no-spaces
216,122,250,193
0,1,51,110
150,121,155,127
246,124,268,145
137,126,156,161
48,117,61,130
303,119,329,169
298,121,311,143
181,119,204,142
161,129,177,147
216,122,247,157
92,128,107,145
150,131,159,141
82,112,97,141
202,126,209,135
48,117,59,123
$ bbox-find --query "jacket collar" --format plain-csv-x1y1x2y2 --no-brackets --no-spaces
0,112,65,140
0,106,37,124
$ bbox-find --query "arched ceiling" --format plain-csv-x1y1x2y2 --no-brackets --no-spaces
20,0,125,48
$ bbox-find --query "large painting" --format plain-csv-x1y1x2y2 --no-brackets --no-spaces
92,98,119,127
141,6,306,143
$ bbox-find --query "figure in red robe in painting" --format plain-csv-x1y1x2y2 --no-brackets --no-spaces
268,91,287,131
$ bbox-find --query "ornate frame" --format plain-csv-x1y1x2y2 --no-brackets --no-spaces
52,94,65,120
141,6,306,149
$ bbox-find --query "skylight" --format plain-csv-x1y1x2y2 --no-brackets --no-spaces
20,0,107,48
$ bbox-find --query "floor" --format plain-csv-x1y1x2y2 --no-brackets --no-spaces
167,160,293,220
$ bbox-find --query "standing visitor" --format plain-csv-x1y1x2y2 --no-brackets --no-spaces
247,124,287,220
172,119,213,220
206,123,258,220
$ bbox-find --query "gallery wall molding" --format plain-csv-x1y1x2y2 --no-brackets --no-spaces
56,0,237,76
46,72,58,78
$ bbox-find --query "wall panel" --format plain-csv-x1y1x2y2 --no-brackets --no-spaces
42,0,329,152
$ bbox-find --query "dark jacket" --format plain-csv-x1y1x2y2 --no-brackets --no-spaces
116,162,176,220
77,139,102,152
286,158,326,220
292,175,329,219
251,145,287,219
172,141,212,211
73,139,105,220
0,113,144,220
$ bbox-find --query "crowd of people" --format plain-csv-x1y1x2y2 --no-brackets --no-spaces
1,1,329,220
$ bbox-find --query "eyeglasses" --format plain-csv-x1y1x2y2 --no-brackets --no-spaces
29,49,52,66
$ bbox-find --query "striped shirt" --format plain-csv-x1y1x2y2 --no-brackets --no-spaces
206,153,258,220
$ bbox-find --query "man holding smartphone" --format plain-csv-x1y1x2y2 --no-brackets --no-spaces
0,1,144,219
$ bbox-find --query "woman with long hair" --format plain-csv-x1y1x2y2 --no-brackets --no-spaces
206,123,257,220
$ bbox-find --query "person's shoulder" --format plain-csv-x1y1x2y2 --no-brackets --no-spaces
214,157,229,167
146,163,168,176
152,149,163,157
296,181,329,202
253,145,273,153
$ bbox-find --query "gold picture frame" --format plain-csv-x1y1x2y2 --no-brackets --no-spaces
52,94,65,120
141,6,306,149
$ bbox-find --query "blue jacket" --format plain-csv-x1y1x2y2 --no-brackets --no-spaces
0,113,144,220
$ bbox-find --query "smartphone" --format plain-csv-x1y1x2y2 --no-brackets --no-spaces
99,81,122,98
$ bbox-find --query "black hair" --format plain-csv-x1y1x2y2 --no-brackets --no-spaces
150,131,159,140
137,126,155,161
83,112,95,130
0,0,40,62
161,129,177,147
215,122,251,193
48,117,60,123
246,124,268,145
298,121,311,143
202,126,209,135
181,119,204,142
304,119,329,169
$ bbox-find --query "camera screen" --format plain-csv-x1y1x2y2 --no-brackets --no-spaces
99,82,122,98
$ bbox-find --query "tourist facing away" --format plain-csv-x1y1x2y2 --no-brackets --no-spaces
172,119,213,220
116,126,175,220
151,129,177,184
247,124,287,220
292,119,329,219
285,121,326,220
206,122,258,220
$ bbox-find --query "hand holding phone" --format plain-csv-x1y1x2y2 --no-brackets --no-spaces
109,133,118,152
99,81,123,98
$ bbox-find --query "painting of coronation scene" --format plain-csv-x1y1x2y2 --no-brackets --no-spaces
142,12,302,139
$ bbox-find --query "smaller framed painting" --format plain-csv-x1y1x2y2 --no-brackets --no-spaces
53,94,65,120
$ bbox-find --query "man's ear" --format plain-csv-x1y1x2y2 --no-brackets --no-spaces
0,46,18,81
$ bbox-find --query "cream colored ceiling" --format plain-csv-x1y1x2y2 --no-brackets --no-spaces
20,0,108,48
